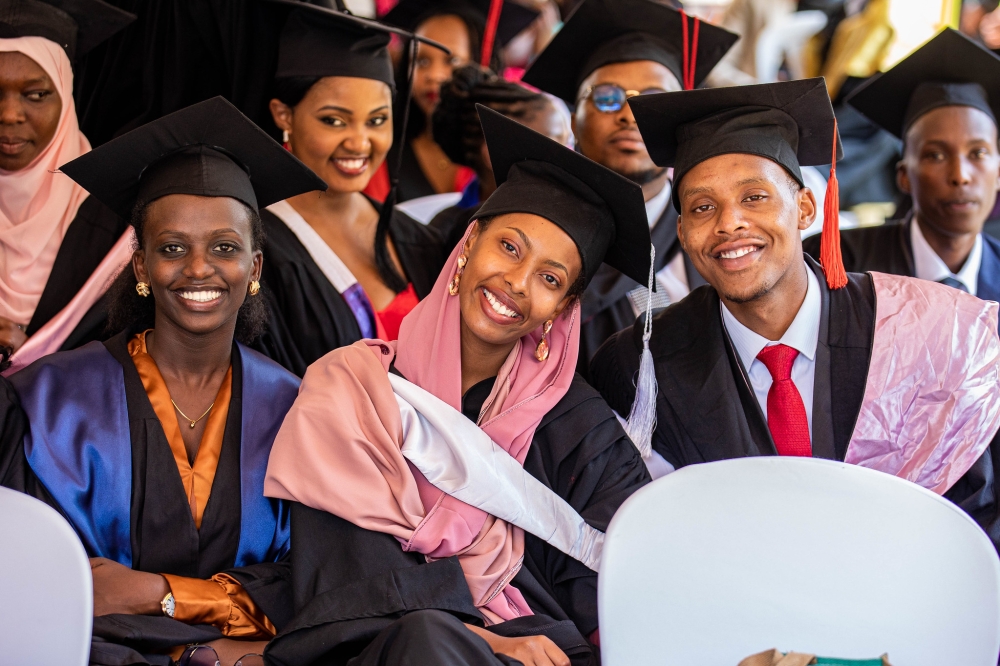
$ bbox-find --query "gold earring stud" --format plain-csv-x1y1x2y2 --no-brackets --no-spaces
248,280,260,296
448,255,467,296
535,319,553,362
135,281,150,297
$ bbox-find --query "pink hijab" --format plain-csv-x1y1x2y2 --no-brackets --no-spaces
266,223,582,624
0,37,90,325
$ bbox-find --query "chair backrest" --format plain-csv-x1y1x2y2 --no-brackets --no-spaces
755,10,829,82
599,457,1000,666
0,487,92,666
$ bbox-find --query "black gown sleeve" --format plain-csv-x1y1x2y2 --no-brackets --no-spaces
521,375,651,636
944,440,1000,554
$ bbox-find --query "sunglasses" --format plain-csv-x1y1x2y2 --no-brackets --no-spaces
578,84,667,113
178,645,264,666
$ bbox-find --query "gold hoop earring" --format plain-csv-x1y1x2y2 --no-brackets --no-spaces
136,282,150,297
248,280,260,296
448,255,467,296
535,319,553,362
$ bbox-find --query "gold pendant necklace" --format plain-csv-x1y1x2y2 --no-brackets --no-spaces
171,399,215,429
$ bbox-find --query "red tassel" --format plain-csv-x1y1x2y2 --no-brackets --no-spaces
680,10,700,90
820,117,847,290
481,0,503,67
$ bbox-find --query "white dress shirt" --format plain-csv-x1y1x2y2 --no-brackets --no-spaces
627,181,690,317
720,265,821,438
910,218,982,295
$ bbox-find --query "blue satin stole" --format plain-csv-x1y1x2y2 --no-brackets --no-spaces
10,341,298,568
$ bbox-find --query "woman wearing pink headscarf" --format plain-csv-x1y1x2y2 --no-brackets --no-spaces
262,108,652,666
0,0,134,363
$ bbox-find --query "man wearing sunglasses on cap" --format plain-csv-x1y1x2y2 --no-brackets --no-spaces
523,0,737,378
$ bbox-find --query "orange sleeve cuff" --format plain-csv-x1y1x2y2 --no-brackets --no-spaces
162,573,277,639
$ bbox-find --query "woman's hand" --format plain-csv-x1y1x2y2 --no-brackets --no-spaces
90,557,170,617
465,624,570,666
0,317,27,352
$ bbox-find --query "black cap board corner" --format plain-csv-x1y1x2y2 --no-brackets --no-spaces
522,0,738,104
59,96,327,219
0,0,135,58
475,104,651,286
846,27,1000,139
382,0,539,49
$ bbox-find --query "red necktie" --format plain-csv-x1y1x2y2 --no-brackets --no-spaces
755,344,811,457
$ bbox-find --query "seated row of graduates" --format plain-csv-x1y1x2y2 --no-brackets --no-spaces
2,1,1000,666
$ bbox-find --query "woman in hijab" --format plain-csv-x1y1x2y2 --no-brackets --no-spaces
262,109,651,666
0,0,134,364
0,97,326,666
258,4,447,376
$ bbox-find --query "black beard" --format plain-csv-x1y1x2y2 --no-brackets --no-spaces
621,166,668,187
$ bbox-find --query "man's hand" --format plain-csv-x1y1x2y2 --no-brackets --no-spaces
0,317,27,353
465,624,570,666
90,557,170,617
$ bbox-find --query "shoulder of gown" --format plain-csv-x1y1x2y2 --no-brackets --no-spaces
386,206,447,299
802,221,909,275
26,196,128,346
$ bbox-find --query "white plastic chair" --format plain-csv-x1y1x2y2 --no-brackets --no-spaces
0,486,92,665
755,10,829,83
599,457,1000,666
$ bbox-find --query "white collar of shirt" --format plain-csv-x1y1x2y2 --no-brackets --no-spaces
644,180,672,229
720,264,821,371
910,218,981,296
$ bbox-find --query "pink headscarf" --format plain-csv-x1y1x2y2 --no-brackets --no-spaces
266,223,583,624
0,37,90,325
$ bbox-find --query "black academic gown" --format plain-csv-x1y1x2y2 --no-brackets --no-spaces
396,141,438,203
430,203,478,256
25,196,128,350
590,256,1000,551
254,201,447,377
0,331,295,666
577,203,707,380
264,374,650,666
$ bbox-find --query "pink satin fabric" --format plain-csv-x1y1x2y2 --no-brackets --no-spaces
845,273,1000,494
265,222,583,624
3,227,134,376
0,37,91,325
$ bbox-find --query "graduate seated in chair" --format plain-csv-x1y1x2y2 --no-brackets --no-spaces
590,78,1000,549
0,97,326,666
261,108,651,666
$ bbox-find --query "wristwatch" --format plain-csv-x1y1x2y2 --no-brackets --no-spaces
160,591,175,618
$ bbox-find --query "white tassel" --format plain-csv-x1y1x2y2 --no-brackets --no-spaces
625,245,658,460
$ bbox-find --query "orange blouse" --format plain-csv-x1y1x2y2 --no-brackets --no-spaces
128,331,275,638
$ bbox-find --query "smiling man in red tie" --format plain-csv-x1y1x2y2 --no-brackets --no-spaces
590,79,1000,551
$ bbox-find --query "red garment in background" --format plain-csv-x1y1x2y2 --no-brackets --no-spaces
363,160,477,203
375,283,419,341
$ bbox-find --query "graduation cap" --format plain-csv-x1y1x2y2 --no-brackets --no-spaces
475,104,651,286
629,78,847,289
0,0,135,58
521,0,738,104
846,28,1000,140
59,96,327,219
382,0,539,55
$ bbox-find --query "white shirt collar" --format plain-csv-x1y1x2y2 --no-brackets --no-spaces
720,264,821,372
910,218,982,296
644,180,672,229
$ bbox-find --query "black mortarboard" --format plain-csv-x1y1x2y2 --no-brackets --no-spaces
59,96,327,219
521,0,738,104
476,105,650,286
630,78,847,289
0,0,134,58
846,28,1000,140
269,0,396,87
382,0,539,50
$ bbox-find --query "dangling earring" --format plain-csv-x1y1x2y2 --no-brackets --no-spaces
282,129,290,150
248,280,260,296
535,319,553,362
448,255,467,296
136,281,150,297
